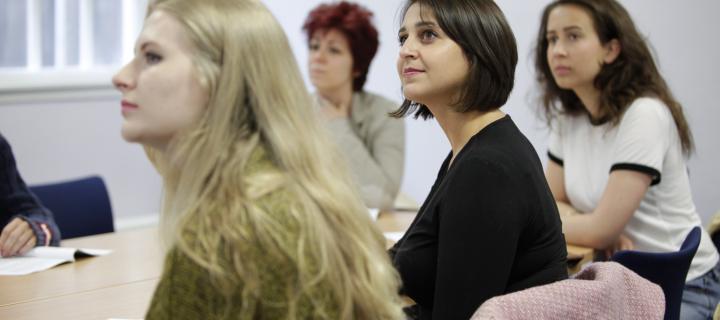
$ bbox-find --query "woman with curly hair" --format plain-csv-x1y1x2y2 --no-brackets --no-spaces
535,0,720,318
303,1,405,210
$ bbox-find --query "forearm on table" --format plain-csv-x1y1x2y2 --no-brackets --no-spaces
560,170,650,249
561,213,620,249
556,201,619,249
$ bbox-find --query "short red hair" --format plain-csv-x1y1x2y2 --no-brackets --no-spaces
303,1,379,92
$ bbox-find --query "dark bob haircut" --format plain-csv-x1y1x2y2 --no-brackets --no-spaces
392,0,518,120
302,1,379,92
534,0,693,153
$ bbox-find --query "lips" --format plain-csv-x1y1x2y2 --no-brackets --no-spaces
402,67,424,77
121,100,138,115
309,64,325,74
553,65,571,76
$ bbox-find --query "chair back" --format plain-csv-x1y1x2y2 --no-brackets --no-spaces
471,262,664,320
611,226,701,320
30,176,114,239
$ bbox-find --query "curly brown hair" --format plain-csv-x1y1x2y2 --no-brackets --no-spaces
302,1,379,92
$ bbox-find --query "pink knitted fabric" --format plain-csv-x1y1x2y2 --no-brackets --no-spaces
470,262,664,320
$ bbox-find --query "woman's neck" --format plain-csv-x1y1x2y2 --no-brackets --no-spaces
430,105,506,166
574,86,602,119
317,84,353,109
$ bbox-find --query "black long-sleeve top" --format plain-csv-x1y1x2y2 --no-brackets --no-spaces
0,133,60,246
390,116,567,319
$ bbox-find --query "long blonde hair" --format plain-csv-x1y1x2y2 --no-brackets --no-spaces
146,0,403,318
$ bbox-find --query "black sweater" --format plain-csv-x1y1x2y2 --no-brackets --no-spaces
390,116,567,319
0,133,61,246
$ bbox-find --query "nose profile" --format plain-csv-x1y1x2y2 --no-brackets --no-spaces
112,63,134,92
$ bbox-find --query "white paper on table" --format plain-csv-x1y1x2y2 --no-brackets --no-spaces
384,231,405,243
367,208,380,220
0,247,112,276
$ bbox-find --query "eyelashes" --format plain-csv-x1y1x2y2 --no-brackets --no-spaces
145,52,163,64
398,29,438,47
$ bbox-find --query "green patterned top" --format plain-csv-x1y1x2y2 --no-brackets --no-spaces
145,149,339,319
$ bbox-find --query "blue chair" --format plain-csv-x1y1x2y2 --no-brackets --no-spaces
29,176,114,239
611,226,701,320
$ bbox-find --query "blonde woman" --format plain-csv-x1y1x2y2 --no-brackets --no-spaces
111,0,404,319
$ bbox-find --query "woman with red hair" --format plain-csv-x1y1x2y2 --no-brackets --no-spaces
303,1,405,210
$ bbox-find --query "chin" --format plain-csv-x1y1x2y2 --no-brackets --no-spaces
401,90,424,104
552,78,575,90
120,127,142,144
310,78,331,90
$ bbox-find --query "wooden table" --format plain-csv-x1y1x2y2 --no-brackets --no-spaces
0,211,593,319
377,210,416,239
0,227,162,319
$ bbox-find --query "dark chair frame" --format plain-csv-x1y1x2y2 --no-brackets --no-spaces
611,226,701,320
30,176,114,239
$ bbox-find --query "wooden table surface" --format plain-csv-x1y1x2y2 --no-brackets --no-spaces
0,227,162,319
0,210,592,319
378,210,593,262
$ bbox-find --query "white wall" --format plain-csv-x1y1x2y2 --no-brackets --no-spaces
0,94,162,229
0,0,717,228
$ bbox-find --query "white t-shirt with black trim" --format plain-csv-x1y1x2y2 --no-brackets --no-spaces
548,97,718,281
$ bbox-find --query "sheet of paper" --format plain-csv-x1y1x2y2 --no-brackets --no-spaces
77,248,112,257
384,231,405,243
0,257,68,276
367,208,380,220
0,247,112,276
25,246,78,260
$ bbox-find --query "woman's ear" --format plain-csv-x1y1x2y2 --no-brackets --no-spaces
604,39,621,64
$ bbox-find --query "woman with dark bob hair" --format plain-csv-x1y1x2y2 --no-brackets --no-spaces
535,0,720,318
389,0,568,318
303,1,405,210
